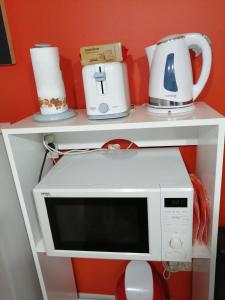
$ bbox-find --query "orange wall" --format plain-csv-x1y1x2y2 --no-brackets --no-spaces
0,0,224,299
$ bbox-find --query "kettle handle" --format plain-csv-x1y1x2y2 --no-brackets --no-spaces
184,33,212,100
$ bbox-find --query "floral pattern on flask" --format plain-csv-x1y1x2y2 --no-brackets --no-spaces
39,98,67,110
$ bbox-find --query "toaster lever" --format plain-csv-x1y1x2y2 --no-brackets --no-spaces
94,72,106,82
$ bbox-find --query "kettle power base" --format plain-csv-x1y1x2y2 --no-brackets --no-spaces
147,104,195,115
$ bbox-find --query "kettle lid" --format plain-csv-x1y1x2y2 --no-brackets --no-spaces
157,34,185,45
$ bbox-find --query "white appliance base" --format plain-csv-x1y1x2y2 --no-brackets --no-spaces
147,103,195,115
33,109,76,122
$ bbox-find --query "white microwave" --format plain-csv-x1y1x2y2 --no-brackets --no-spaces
33,148,193,262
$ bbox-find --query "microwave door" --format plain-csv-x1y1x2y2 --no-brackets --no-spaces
44,197,150,255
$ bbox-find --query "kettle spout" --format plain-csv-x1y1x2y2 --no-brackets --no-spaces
145,44,156,67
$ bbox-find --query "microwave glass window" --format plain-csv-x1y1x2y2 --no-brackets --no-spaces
164,198,187,208
45,197,149,253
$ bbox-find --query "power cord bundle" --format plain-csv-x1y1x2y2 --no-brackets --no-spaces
38,136,104,183
42,136,103,156
38,136,135,183
162,261,192,280
38,140,56,183
42,136,135,157
162,261,180,280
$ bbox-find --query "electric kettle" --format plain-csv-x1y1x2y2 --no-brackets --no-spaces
145,33,212,109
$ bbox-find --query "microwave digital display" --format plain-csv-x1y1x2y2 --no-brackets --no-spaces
164,198,188,208
45,197,149,253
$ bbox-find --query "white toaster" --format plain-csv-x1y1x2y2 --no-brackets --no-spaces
82,62,131,119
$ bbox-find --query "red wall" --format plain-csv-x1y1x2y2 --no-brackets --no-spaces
1,0,224,299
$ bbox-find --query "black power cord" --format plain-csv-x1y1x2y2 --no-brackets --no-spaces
38,142,55,183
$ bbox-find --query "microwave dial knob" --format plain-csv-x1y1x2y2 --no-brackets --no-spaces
169,238,182,249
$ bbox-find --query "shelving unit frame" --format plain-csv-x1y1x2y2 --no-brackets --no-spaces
2,102,224,300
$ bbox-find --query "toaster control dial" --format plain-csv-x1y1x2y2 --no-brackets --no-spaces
99,103,109,113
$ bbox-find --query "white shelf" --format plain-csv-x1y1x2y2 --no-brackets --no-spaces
2,102,224,300
4,102,224,151
36,238,211,259
5,102,224,135
36,238,45,253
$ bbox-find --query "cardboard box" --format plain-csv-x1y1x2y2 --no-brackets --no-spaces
80,42,124,66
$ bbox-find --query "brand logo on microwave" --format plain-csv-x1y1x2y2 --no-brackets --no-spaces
41,192,51,196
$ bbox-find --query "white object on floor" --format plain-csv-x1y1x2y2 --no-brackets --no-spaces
125,261,153,300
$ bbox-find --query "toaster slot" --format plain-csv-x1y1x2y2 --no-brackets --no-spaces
99,67,104,94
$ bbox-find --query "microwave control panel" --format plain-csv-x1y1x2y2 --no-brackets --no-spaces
161,197,192,261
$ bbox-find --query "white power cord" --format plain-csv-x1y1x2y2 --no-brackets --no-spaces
127,142,134,149
43,136,136,156
43,136,103,156
162,262,179,280
162,261,192,280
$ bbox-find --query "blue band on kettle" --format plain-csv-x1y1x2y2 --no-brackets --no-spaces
164,53,178,92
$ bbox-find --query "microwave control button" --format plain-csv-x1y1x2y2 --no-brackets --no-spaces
99,103,109,113
169,238,183,249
